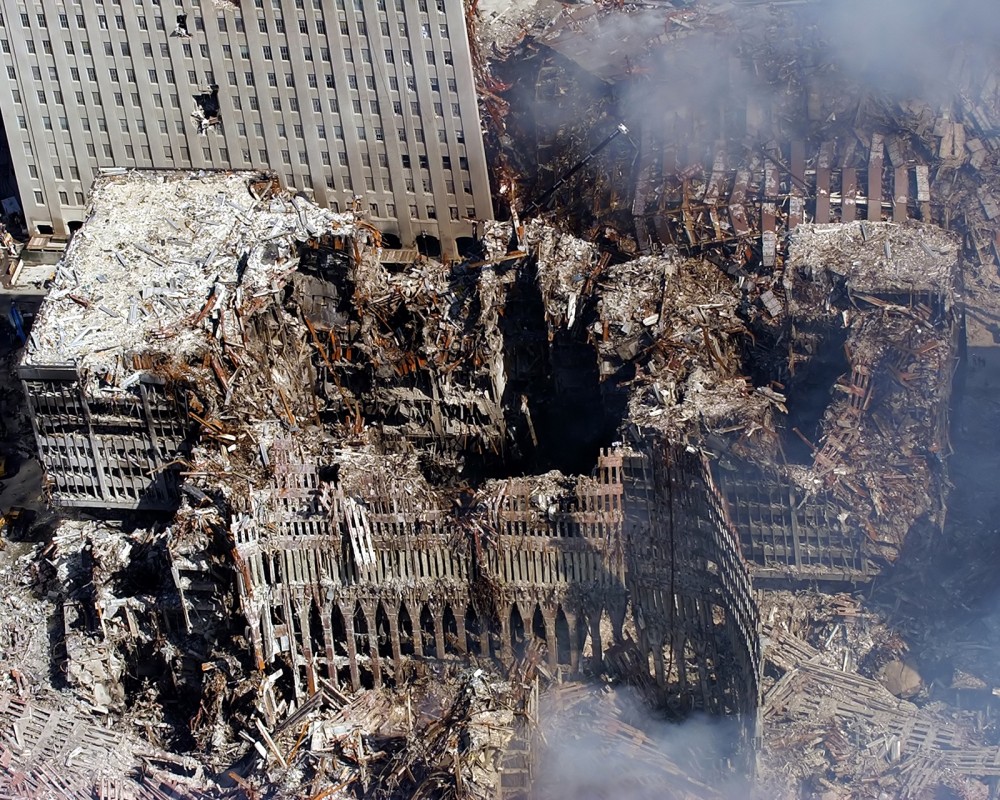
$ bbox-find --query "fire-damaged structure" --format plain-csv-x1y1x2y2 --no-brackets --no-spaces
9,1,1000,797
13,170,761,796
717,221,958,581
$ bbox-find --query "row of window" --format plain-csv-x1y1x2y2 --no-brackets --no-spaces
27,117,472,180
8,50,461,101
19,82,469,156
27,163,81,181
10,32,456,74
31,188,86,207
14,75,465,130
25,106,471,167
34,176,476,227
254,0,450,15
6,5,453,46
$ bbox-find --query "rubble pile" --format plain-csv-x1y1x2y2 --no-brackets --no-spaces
715,220,959,574
4,0,1000,796
758,592,1000,799
24,171,356,388
6,169,768,796
530,682,734,800
254,664,530,800
0,688,215,799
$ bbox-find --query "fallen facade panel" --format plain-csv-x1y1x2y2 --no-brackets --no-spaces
15,170,763,795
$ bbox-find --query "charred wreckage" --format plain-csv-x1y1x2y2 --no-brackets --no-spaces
3,1,1000,798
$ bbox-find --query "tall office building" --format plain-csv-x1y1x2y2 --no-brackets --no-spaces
0,0,493,258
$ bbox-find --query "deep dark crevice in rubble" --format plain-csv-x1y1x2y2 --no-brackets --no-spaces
294,242,632,486
298,240,354,282
739,313,851,465
490,45,631,234
781,324,851,464
477,261,626,481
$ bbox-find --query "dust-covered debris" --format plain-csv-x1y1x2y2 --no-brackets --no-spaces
7,0,1000,796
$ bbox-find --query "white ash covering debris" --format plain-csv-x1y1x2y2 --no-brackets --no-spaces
784,221,960,311
23,171,359,387
474,0,564,58
0,541,57,697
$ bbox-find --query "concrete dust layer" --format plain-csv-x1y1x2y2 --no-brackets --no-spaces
12,163,763,793
786,221,958,299
24,171,356,387
475,0,564,56
6,183,963,797
7,0,1000,795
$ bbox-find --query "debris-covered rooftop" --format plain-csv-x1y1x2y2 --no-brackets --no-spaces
6,0,1000,797
23,171,357,380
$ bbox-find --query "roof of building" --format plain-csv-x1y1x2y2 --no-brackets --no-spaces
785,221,959,302
21,170,358,386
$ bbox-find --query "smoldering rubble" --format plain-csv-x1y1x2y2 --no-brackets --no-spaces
3,0,1000,798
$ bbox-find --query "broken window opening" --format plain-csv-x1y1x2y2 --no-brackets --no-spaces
397,604,415,657
418,605,437,659
442,604,460,656
192,85,222,133
379,231,402,250
172,14,191,38
555,607,572,666
374,603,394,662
464,605,483,656
510,605,526,662
414,233,441,259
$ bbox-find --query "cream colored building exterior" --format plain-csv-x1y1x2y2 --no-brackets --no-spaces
0,0,493,257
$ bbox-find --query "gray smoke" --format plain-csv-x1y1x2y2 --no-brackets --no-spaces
530,685,751,800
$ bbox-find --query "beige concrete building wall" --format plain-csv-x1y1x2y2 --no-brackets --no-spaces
0,0,493,257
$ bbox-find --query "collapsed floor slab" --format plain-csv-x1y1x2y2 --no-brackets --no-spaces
15,170,764,795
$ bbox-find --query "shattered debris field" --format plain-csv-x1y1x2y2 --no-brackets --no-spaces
6,1,1000,798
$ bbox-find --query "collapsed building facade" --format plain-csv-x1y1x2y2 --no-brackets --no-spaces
12,170,761,795
7,1,1000,797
